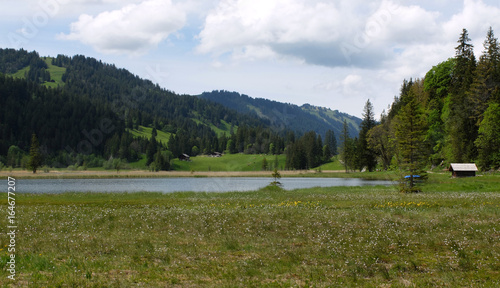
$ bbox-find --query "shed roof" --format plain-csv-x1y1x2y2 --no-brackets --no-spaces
449,163,478,172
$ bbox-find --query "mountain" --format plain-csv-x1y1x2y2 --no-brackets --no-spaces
0,48,360,170
198,90,361,139
0,48,268,167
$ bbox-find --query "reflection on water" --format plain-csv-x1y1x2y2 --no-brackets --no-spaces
13,177,393,194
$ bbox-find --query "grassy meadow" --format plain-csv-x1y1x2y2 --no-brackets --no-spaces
8,57,66,89
0,174,499,287
126,126,172,145
171,154,287,172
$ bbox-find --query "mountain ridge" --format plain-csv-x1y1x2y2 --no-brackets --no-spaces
0,48,360,170
199,90,361,140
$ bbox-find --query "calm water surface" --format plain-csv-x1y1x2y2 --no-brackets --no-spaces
9,177,393,194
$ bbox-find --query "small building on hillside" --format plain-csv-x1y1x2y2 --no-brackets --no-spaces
179,154,190,161
449,163,478,178
209,152,222,158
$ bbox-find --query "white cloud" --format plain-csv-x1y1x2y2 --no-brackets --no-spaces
196,0,449,68
197,0,356,64
444,0,500,36
59,0,187,55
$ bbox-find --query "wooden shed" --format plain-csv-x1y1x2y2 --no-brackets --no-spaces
179,154,190,161
449,163,478,178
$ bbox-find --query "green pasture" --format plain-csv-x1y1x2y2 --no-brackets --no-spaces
126,126,172,146
0,174,499,287
171,153,286,172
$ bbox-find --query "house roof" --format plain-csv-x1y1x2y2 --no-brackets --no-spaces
449,163,478,172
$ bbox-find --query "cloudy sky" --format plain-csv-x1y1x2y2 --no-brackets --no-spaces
1,0,500,118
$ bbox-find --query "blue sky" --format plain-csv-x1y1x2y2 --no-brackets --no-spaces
1,0,500,118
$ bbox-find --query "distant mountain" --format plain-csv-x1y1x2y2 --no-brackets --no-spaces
0,48,267,163
0,48,361,170
198,90,361,139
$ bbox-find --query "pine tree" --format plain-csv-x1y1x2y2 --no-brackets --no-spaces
446,28,477,162
358,100,378,171
339,120,351,172
146,134,157,166
468,27,500,126
325,129,337,156
28,133,42,173
393,91,427,192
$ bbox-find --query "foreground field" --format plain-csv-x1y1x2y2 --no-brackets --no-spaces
0,176,499,287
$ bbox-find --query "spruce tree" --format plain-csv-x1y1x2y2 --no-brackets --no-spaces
358,100,377,171
339,120,351,172
146,134,157,166
28,133,42,173
446,28,477,162
325,129,337,156
393,91,427,192
468,27,500,125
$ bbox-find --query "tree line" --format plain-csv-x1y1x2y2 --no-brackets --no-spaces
338,27,500,191
0,49,340,172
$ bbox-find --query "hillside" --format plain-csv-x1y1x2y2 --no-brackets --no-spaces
0,48,360,171
0,49,269,168
199,90,361,140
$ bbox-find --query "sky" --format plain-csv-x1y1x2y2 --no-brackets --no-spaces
1,0,500,118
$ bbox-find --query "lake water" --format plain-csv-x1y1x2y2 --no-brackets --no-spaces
7,177,393,194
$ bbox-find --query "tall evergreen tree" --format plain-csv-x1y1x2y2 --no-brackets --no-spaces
28,133,42,173
393,91,428,192
468,27,500,126
446,28,477,162
358,100,378,171
325,129,337,156
146,134,157,166
339,120,352,172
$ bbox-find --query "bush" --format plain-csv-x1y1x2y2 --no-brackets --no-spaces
103,158,114,170
104,158,129,172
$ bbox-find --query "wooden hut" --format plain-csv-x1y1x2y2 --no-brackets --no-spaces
449,163,478,178
179,154,190,161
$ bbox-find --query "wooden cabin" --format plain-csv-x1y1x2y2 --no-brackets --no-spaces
449,163,478,178
179,154,190,161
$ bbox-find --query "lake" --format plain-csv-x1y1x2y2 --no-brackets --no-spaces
8,177,393,194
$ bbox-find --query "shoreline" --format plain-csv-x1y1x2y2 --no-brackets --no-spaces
0,169,352,179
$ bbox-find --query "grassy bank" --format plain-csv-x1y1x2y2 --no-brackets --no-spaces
0,176,499,287
171,154,287,172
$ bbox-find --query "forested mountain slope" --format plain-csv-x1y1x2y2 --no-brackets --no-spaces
0,48,355,170
199,90,361,139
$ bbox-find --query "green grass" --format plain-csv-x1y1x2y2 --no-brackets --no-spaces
42,57,66,88
0,175,499,287
10,66,30,79
171,153,286,172
192,118,234,137
7,57,66,88
127,155,148,170
126,126,172,146
318,155,345,170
